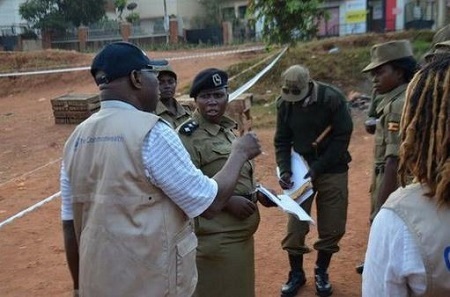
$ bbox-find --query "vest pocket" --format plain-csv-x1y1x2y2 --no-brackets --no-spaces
176,231,198,296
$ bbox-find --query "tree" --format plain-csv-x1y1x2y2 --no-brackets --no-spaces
248,0,326,45
65,0,106,27
198,0,222,27
115,0,127,21
19,0,106,31
19,0,67,32
125,12,140,24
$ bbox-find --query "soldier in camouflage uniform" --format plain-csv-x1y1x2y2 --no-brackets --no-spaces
178,68,275,297
155,65,191,128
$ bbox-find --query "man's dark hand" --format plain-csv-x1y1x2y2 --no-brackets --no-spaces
279,172,294,189
232,132,262,160
225,196,257,219
364,118,377,135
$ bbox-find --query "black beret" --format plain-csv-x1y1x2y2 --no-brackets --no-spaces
189,68,228,98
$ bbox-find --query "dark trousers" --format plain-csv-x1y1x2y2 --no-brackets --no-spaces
281,172,348,255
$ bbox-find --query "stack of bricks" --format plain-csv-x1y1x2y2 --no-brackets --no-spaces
51,93,100,124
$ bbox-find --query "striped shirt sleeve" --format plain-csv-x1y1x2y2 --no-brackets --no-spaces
60,121,217,220
143,122,217,218
60,162,74,221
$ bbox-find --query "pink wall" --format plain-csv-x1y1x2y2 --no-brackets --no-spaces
385,0,396,31
318,7,340,36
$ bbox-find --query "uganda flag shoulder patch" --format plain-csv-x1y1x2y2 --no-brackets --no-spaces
388,122,399,132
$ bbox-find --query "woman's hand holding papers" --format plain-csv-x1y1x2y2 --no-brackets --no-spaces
256,188,278,207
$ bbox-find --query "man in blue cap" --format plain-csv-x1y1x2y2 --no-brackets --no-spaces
60,42,262,297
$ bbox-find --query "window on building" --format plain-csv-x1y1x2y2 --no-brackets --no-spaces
238,6,247,19
222,7,235,21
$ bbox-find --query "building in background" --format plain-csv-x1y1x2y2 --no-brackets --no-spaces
0,0,28,35
318,0,448,37
0,0,448,50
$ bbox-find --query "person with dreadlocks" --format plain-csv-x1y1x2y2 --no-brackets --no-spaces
362,55,450,297
356,40,418,275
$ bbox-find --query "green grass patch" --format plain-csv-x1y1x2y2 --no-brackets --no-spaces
228,30,435,128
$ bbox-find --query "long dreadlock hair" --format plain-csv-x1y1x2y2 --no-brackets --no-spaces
399,56,450,207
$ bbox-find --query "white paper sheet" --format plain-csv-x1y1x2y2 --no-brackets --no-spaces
276,151,314,205
257,185,314,224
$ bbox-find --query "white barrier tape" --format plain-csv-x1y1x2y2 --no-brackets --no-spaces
0,46,265,78
229,46,288,102
228,50,279,82
0,191,60,229
0,45,285,229
0,158,62,188
167,46,265,61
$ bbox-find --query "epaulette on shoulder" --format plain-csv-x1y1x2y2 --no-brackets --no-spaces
178,120,199,136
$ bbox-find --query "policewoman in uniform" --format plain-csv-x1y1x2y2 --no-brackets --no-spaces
355,40,418,275
361,40,417,223
155,64,191,128
178,68,274,297
274,65,353,297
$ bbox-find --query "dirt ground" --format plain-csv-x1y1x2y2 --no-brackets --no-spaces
0,46,371,296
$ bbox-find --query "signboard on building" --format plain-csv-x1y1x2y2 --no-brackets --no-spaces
343,0,367,34
345,0,367,23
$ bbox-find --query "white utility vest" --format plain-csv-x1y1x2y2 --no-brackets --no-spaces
64,107,197,297
383,183,450,296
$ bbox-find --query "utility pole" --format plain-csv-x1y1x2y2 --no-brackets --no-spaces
163,0,169,44
436,0,447,29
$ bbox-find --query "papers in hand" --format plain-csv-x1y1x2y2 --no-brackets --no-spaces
276,152,314,205
257,185,314,224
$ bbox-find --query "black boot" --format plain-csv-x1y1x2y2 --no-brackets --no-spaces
281,254,306,297
315,251,333,297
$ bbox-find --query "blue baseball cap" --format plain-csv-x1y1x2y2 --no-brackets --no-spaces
90,42,168,85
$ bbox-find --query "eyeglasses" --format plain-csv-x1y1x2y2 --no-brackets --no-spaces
281,87,302,96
